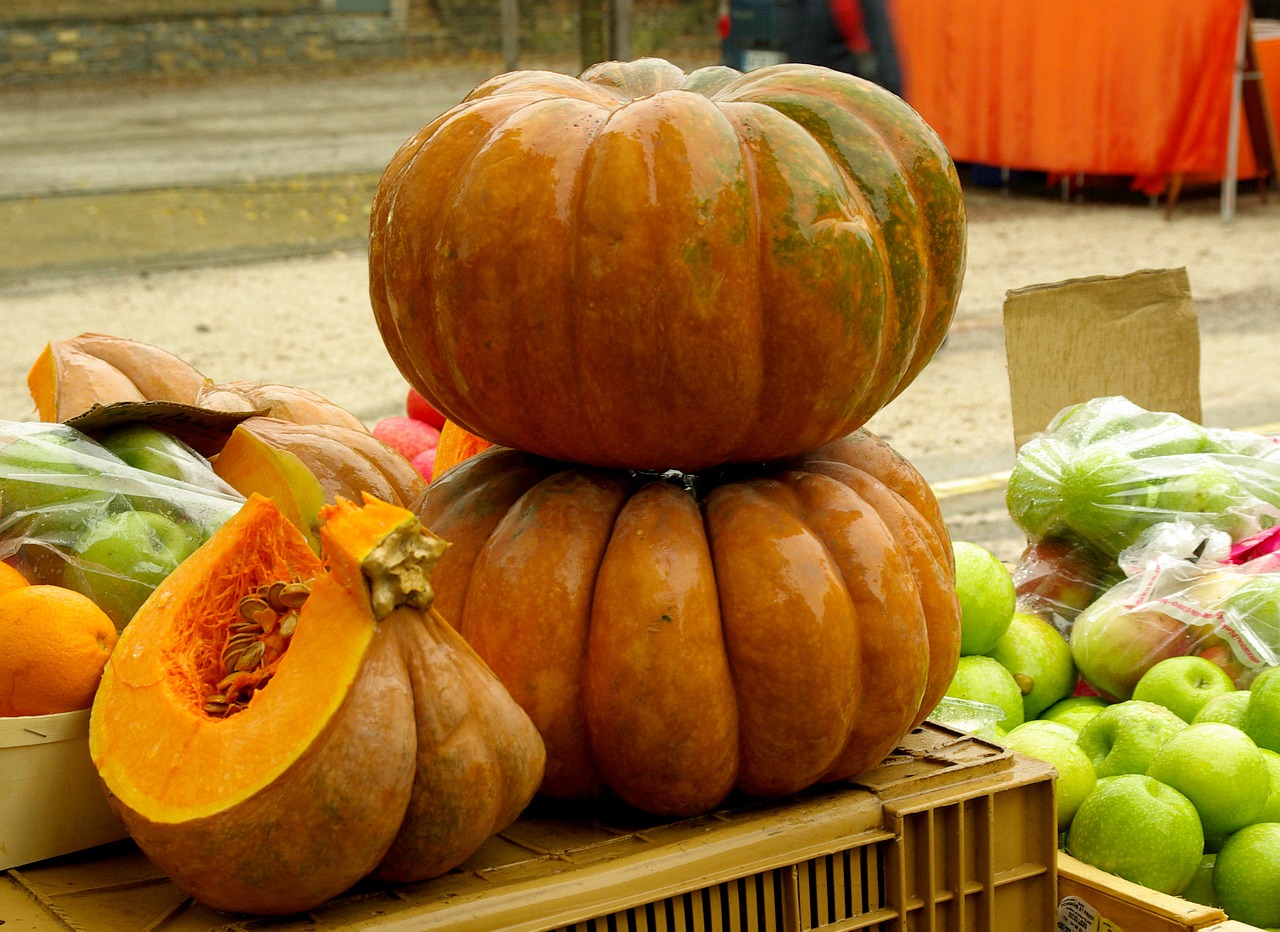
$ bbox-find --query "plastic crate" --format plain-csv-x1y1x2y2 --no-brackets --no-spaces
0,722,1058,931
1057,852,1264,932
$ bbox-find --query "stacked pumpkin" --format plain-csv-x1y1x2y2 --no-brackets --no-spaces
371,58,969,816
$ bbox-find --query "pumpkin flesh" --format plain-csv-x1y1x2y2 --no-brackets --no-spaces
90,495,417,914
90,492,546,915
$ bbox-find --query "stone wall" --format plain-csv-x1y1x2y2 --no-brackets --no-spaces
0,1,718,86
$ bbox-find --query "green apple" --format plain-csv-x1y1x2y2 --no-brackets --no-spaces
1180,853,1218,907
1005,437,1071,540
1132,655,1238,723
1076,699,1187,778
1002,721,1097,831
68,509,202,627
987,610,1077,720
1214,822,1280,928
952,541,1016,656
0,429,109,519
1192,690,1250,729
1059,443,1156,556
944,655,1024,731
1040,695,1110,733
1070,595,1198,701
1253,749,1280,825
1243,666,1280,753
1066,773,1204,895
1147,722,1270,841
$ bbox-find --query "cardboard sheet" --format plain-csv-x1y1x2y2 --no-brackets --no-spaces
1003,267,1202,450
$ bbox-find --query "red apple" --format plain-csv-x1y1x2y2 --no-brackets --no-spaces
1013,536,1115,633
372,416,440,462
411,447,437,483
1194,637,1254,689
1070,597,1198,701
405,387,446,429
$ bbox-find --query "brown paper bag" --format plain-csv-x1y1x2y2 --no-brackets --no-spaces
1003,267,1202,450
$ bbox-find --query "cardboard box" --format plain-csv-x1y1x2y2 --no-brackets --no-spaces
1058,852,1264,932
1,722,1059,931
0,709,129,871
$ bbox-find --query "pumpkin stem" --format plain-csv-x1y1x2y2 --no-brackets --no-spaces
363,519,448,620
319,493,450,621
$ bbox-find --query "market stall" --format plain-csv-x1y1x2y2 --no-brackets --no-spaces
892,0,1279,214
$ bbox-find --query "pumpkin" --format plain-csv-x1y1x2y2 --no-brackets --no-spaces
415,428,959,816
89,492,545,915
213,416,427,546
28,333,369,433
371,58,966,471
432,419,494,479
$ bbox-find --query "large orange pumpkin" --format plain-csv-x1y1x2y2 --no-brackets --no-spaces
415,429,960,816
371,59,966,471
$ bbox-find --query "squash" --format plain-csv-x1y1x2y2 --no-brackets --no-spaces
371,58,966,471
28,333,369,433
432,419,494,480
415,428,959,816
89,492,544,915
213,416,427,547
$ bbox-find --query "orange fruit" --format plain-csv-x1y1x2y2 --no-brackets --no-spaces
0,584,119,717
0,561,30,597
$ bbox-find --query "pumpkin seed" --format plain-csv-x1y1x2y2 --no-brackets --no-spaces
234,640,266,671
278,612,298,638
276,582,311,610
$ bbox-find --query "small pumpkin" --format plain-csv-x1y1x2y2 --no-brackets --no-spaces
415,429,959,816
28,333,369,433
89,492,544,915
432,419,494,480
216,416,426,507
371,58,966,471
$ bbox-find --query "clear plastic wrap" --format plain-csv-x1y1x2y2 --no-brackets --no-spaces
1007,396,1280,561
1068,535,1280,700
0,420,245,629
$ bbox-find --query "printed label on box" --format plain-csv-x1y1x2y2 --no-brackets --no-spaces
1057,895,1125,932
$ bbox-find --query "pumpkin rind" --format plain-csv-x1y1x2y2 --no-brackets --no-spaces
415,429,960,815
371,58,966,470
28,334,371,434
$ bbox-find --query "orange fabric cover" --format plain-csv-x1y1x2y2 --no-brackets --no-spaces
892,0,1253,192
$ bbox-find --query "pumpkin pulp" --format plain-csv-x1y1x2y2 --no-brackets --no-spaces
90,494,372,825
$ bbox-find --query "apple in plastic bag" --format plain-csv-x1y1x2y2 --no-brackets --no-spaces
68,509,203,628
1070,595,1198,701
1012,535,1115,632
0,430,110,519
